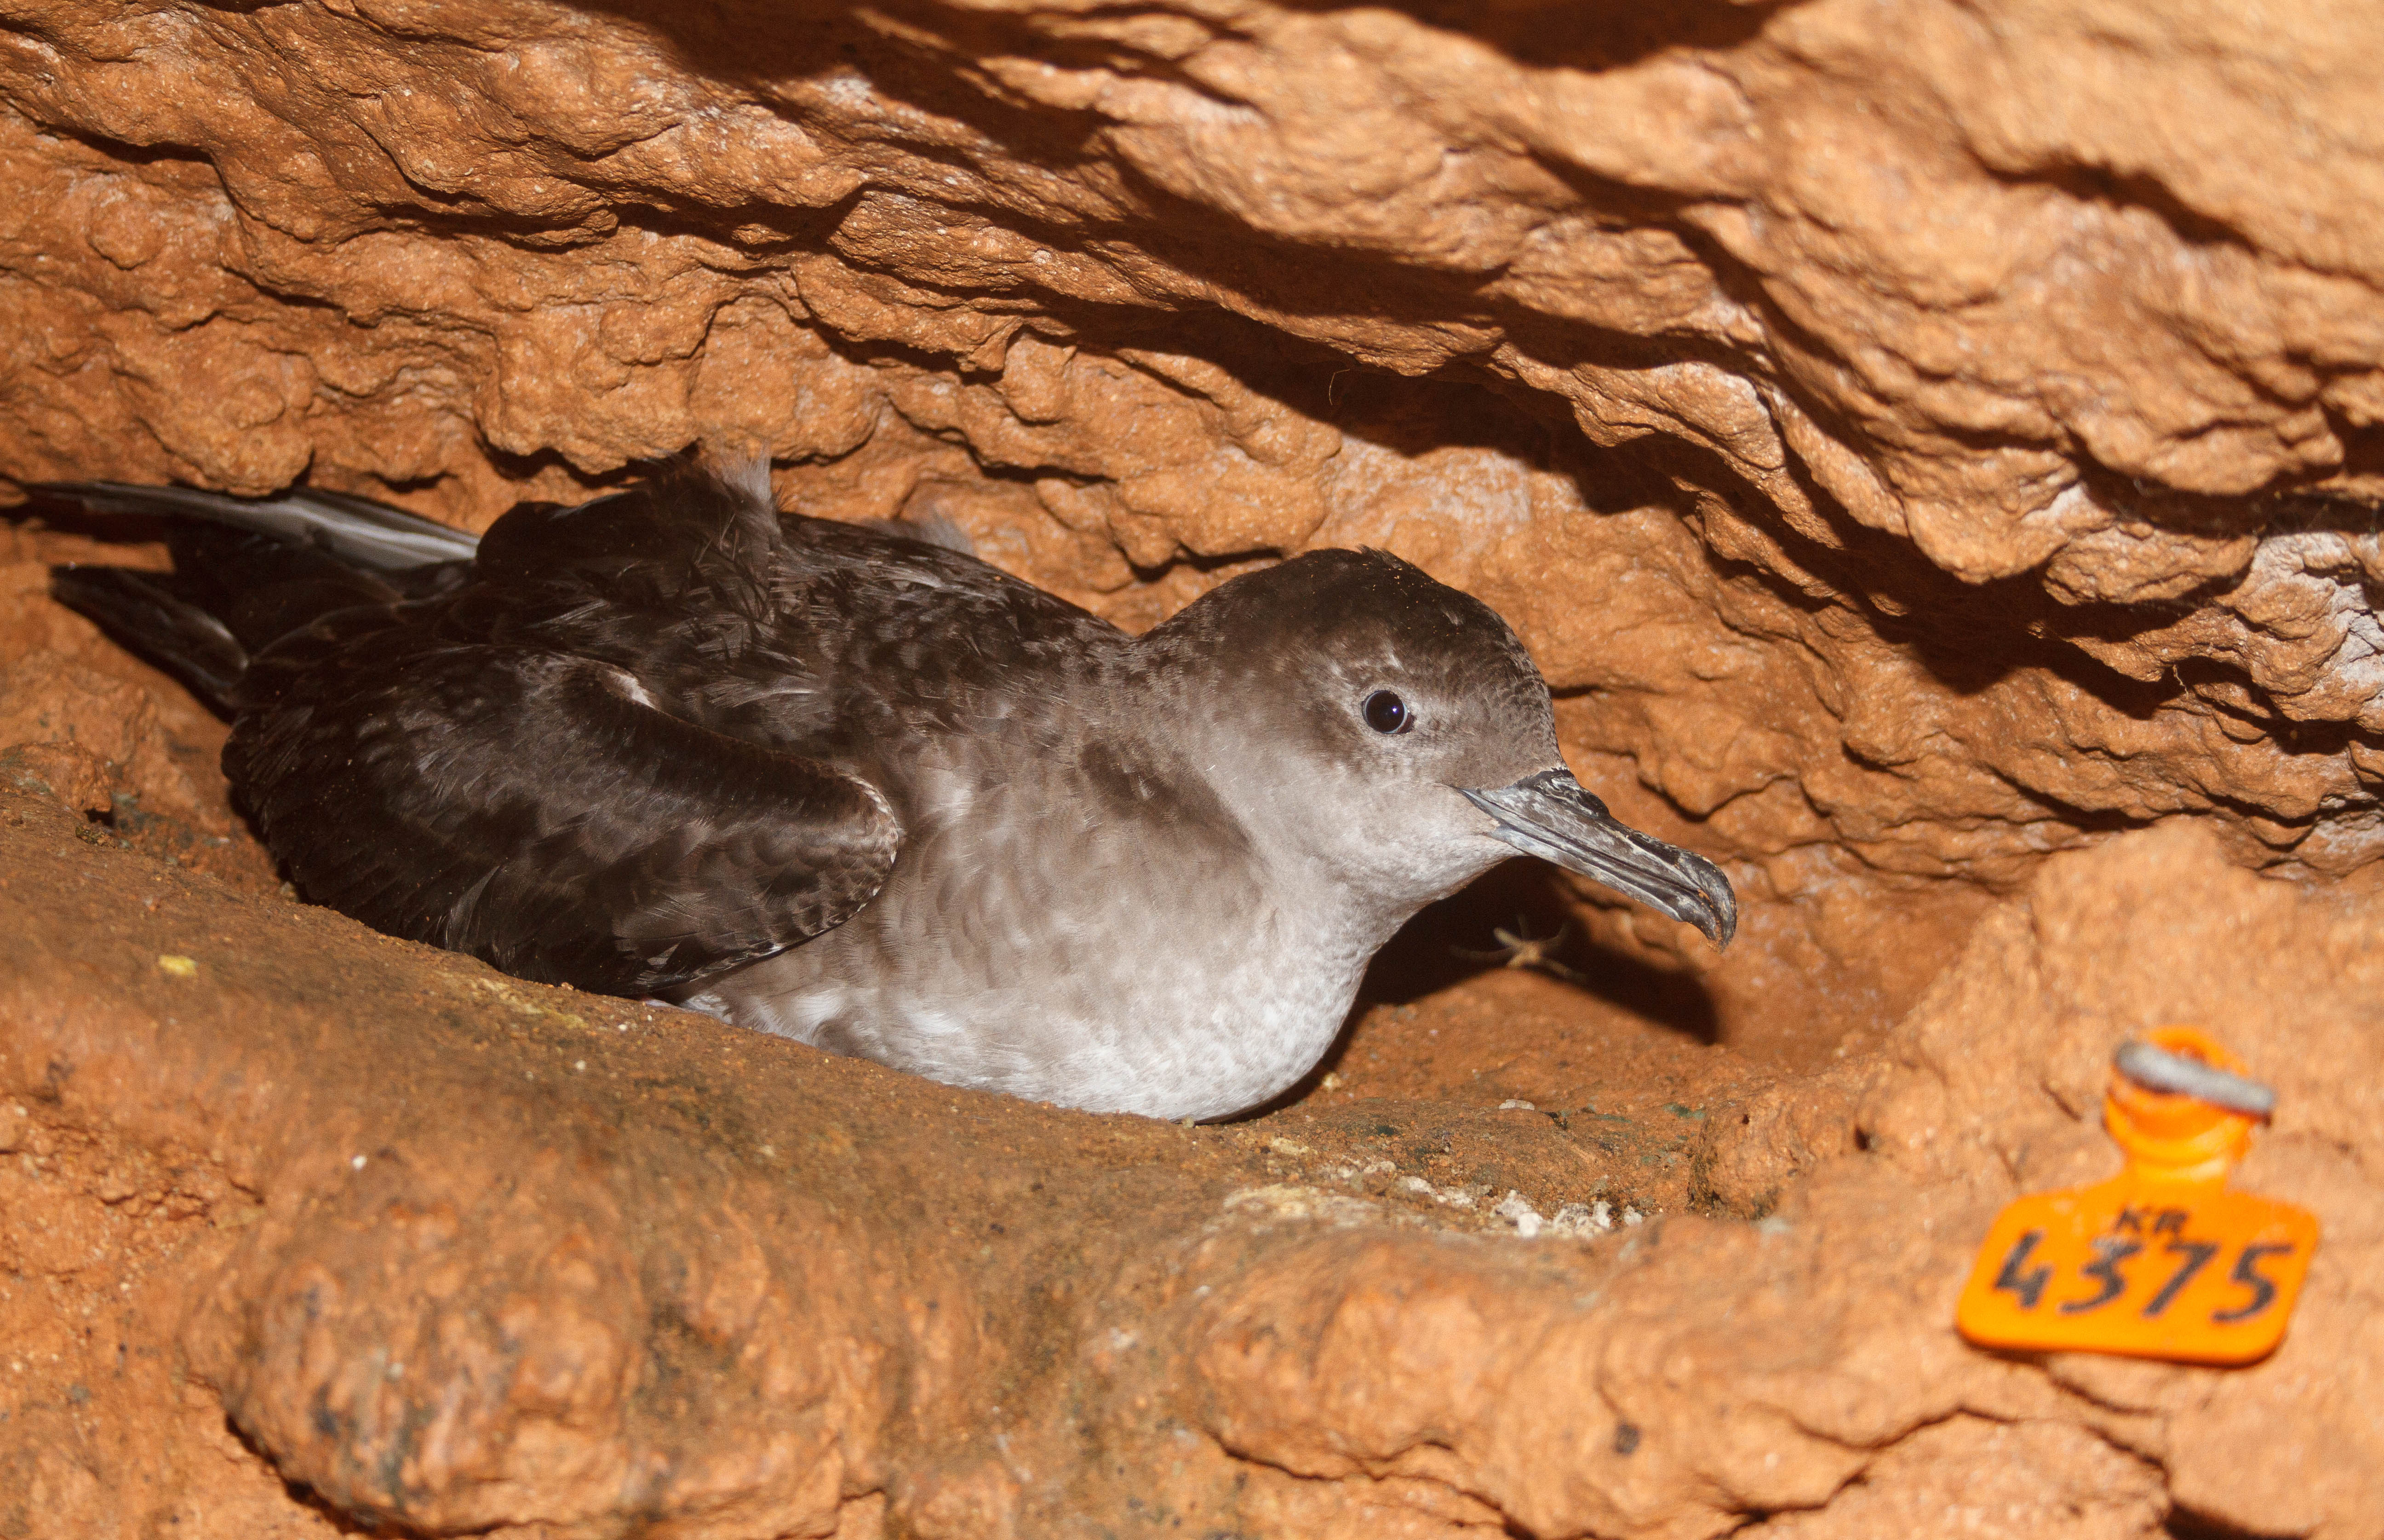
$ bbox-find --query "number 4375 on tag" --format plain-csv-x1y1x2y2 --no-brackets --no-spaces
1957,1184,2316,1364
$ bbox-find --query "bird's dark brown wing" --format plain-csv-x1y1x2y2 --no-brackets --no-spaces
228,633,901,994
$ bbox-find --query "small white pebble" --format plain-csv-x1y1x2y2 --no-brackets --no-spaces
1498,1099,1536,1111
1494,1191,1544,1238
573,1060,585,1072
1622,1207,1645,1226
350,1155,366,1171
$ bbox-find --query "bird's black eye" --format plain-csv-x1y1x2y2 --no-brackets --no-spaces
1363,690,1409,734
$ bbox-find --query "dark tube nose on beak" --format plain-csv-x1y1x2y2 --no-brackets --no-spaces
1462,768,1737,948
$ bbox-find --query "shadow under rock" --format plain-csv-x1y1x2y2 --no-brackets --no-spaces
1267,0,1791,71
1356,859,1722,1040
593,0,1788,91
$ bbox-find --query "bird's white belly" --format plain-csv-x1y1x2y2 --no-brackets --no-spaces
685,885,1372,1121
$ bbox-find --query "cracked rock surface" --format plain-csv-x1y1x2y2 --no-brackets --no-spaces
7,0,2384,904
3,1,2384,1534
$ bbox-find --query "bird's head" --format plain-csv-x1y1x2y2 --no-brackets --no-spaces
1146,548,1736,947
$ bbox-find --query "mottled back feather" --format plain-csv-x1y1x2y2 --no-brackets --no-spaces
48,464,936,991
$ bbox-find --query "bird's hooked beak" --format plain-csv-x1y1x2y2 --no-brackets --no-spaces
1462,768,1737,948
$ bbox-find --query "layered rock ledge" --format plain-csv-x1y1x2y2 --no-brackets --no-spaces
4,1,2384,1534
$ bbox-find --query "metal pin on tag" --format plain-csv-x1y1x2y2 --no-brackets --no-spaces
2113,1039,2276,1117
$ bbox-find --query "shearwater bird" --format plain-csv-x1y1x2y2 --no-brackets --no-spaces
44,459,1735,1121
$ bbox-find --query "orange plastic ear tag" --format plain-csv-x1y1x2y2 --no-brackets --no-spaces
1956,1027,2318,1365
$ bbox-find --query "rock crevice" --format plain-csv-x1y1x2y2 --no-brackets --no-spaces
4,3,2383,1534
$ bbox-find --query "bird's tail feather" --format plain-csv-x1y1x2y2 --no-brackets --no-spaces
40,481,478,716
34,481,479,572
47,565,250,711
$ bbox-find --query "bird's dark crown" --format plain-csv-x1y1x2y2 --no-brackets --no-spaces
1147,547,1535,681
1139,546,1559,792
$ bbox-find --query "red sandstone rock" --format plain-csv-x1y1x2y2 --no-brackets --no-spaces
3,786,2378,1537
4,4,2383,1533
